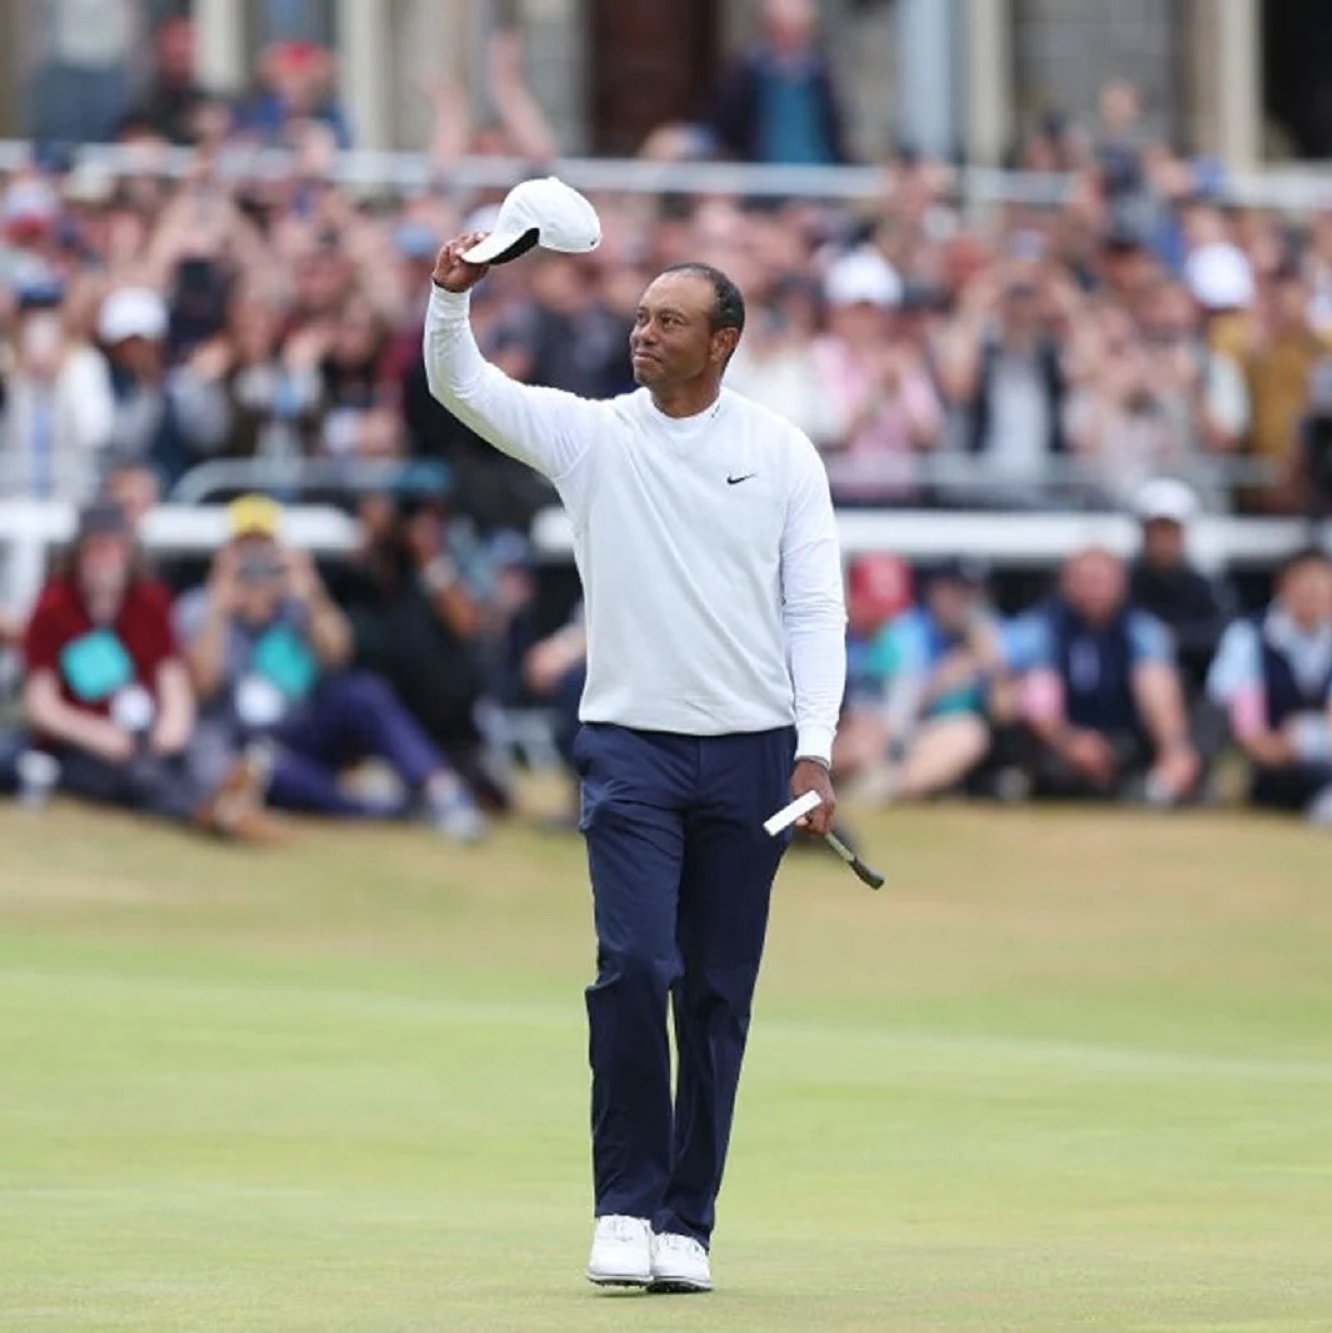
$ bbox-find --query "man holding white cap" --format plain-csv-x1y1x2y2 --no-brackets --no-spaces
425,179,846,1294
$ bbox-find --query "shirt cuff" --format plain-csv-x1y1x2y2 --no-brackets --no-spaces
795,724,835,768
427,284,471,320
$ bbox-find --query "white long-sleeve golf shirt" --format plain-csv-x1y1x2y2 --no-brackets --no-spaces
424,286,846,763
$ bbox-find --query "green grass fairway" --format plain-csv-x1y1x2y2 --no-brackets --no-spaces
2,801,1331,1331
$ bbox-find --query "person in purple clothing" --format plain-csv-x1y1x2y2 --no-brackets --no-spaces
174,494,484,841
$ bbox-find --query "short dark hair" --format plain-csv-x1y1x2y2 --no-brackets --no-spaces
659,262,746,340
1278,546,1332,582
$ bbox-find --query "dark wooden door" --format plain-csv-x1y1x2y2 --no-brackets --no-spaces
588,0,719,156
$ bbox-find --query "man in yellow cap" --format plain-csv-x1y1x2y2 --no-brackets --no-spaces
174,496,485,839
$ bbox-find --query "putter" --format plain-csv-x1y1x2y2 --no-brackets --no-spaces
763,792,885,890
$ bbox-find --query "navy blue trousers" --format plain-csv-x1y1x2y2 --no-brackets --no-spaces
575,722,795,1247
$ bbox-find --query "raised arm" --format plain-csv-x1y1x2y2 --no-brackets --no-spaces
424,233,603,485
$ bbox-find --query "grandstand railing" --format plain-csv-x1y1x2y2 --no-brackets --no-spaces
9,139,1332,211
165,454,1280,508
2,495,1326,623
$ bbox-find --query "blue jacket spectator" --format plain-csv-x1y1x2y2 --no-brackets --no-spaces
1207,549,1332,823
711,0,846,165
1003,548,1199,802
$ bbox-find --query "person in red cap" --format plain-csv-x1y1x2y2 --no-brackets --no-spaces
835,555,1000,801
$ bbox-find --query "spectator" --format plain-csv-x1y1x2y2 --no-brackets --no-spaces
814,248,943,503
20,499,276,839
1245,263,1326,514
513,253,633,400
836,559,1000,803
1128,479,1236,695
1064,304,1186,506
26,0,136,146
99,286,229,493
236,42,352,149
1139,277,1250,469
1207,548,1332,825
210,288,323,460
523,608,588,805
1003,548,1200,803
726,275,840,444
941,266,1068,501
711,0,846,165
124,17,214,146
339,485,495,799
318,294,393,457
174,495,485,840
2,281,115,500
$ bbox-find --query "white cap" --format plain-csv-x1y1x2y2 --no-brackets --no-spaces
461,176,601,266
824,248,903,309
1136,477,1200,526
98,287,168,344
1184,242,1254,312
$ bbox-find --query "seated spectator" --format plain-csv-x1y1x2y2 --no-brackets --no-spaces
711,0,845,165
1004,548,1200,802
1128,479,1236,695
174,495,485,840
20,499,275,839
338,483,499,804
836,559,1000,803
2,280,115,500
523,607,588,826
814,249,943,503
124,16,213,146
1207,548,1332,825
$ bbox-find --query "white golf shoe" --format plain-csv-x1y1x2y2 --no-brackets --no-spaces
649,1231,713,1293
586,1214,652,1287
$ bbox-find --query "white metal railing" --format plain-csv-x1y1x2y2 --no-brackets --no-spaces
7,138,1332,210
3,495,1327,624
163,453,1278,508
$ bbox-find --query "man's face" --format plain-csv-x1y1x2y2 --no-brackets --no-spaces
157,19,195,84
110,334,162,379
1142,518,1185,569
1281,560,1332,631
630,272,733,390
927,579,976,636
77,533,131,605
1063,551,1127,625
233,537,286,623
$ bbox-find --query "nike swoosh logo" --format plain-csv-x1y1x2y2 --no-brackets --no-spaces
727,473,756,485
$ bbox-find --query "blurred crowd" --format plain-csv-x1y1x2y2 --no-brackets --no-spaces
0,3,1330,837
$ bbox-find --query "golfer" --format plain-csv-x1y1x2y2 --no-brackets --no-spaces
426,215,846,1293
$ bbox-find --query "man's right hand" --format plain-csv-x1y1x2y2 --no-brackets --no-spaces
207,546,243,615
432,232,492,294
1060,728,1117,785
91,722,136,765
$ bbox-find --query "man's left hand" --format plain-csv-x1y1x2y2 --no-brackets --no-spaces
790,759,836,837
